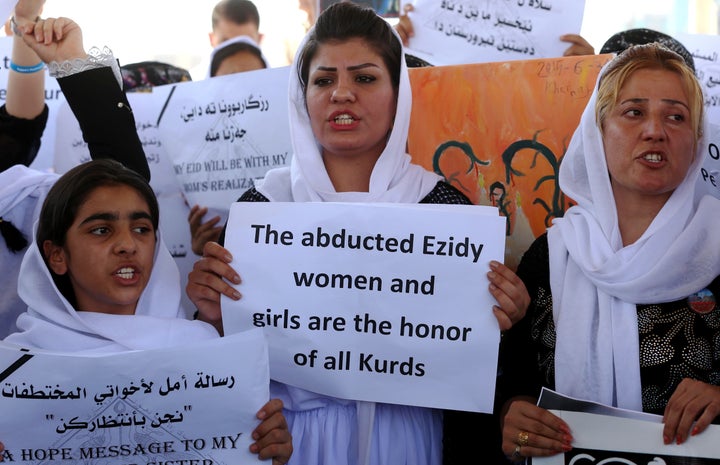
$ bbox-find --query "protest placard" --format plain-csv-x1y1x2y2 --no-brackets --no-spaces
404,0,585,66
676,33,720,200
158,66,292,221
222,201,505,413
535,389,720,464
0,330,268,465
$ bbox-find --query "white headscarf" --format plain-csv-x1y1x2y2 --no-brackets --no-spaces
547,58,720,410
207,35,269,78
5,224,218,354
256,22,441,202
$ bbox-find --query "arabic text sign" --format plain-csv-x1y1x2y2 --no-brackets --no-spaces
159,67,292,215
405,0,585,66
0,331,269,465
676,33,720,200
222,202,504,412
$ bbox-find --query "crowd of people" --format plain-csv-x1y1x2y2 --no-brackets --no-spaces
2,0,720,464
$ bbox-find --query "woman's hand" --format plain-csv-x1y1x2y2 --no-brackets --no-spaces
487,261,529,331
663,378,720,445
560,34,594,56
186,241,241,334
20,17,85,64
188,205,223,256
395,3,415,46
250,399,292,465
501,397,573,460
13,0,44,24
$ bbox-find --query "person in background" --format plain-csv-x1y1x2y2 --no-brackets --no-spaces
208,35,268,77
560,28,696,73
209,0,262,48
1,0,47,171
187,3,529,464
120,60,192,92
186,33,270,257
498,43,720,461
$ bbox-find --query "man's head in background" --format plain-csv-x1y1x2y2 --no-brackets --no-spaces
210,0,262,47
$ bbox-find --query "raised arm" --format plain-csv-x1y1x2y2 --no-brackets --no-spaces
21,16,150,180
0,0,48,171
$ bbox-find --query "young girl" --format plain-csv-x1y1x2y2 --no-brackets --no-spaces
5,159,292,464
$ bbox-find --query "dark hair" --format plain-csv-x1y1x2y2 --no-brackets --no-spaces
210,41,266,77
212,0,260,29
37,160,159,305
600,28,695,73
489,181,506,194
121,61,192,92
297,2,401,94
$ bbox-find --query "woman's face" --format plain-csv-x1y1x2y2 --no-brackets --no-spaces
44,185,156,315
602,68,696,203
305,37,397,167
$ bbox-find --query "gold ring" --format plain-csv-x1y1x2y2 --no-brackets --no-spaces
517,431,529,447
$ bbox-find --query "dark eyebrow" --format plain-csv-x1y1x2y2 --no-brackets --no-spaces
315,63,380,73
79,211,152,226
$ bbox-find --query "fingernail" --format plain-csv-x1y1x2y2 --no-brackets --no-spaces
224,253,233,262
232,274,241,284
232,290,241,300
562,444,572,452
663,435,670,445
691,426,699,436
676,435,684,445
564,434,573,444
257,409,267,419
489,260,498,269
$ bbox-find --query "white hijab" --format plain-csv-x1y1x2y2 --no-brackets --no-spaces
548,60,720,410
256,23,440,203
5,224,218,354
207,35,269,78
257,19,441,465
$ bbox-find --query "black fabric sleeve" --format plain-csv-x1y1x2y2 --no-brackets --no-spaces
496,233,550,406
217,188,270,246
0,104,49,171
57,66,150,181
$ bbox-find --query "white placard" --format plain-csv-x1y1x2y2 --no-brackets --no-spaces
0,330,269,465
222,201,505,413
158,66,292,221
676,34,720,201
404,0,585,66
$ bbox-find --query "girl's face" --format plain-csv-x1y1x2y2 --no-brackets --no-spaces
602,68,696,204
44,185,156,315
305,37,397,168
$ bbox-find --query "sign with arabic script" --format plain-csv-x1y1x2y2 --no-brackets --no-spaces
0,331,269,465
404,0,585,66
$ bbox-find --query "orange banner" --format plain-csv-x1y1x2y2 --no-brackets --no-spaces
408,54,611,269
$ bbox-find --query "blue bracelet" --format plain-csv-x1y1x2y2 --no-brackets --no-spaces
10,61,45,74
